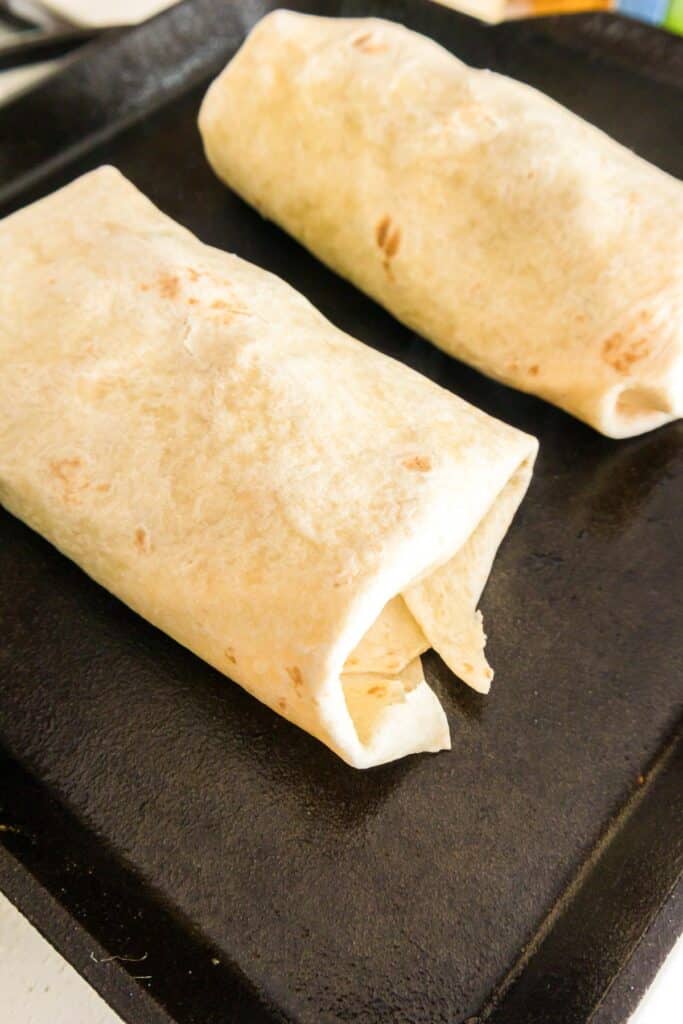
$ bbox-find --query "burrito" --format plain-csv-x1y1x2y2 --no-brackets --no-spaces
199,10,683,439
0,168,537,768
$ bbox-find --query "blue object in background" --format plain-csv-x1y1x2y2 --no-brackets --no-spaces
616,0,669,24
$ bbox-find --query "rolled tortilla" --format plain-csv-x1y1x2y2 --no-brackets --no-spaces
0,167,537,768
199,10,683,439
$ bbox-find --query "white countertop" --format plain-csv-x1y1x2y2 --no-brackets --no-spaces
1,886,681,1024
0,891,124,1024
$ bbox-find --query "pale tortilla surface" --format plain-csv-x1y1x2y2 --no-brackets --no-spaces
0,168,537,767
200,11,683,438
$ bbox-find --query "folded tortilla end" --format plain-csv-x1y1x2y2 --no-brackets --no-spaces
332,675,451,769
597,369,683,439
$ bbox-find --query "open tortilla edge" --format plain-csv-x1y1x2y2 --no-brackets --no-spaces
320,445,536,768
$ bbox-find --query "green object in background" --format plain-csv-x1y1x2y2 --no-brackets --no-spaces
664,0,683,33
617,0,683,34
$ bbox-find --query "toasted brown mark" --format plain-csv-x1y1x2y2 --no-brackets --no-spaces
463,662,474,674
277,698,287,711
485,667,493,680
528,364,540,377
367,685,387,697
96,483,111,493
141,267,247,322
403,455,432,472
375,216,402,275
134,527,150,552
225,646,237,665
50,457,81,480
286,666,304,689
352,31,373,47
602,331,652,374
158,273,180,299
49,458,86,504
384,228,401,260
209,293,248,324
352,31,386,53
376,215,391,249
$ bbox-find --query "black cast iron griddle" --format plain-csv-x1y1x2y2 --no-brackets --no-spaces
0,3,682,1023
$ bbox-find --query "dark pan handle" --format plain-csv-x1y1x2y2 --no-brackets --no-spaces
0,26,102,71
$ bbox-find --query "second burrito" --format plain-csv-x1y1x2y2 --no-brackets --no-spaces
199,11,683,439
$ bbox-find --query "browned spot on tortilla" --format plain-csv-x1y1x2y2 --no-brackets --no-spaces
140,283,150,291
134,527,150,552
352,30,373,46
376,215,391,249
51,457,81,474
187,297,198,305
463,662,474,674
96,483,111,493
403,455,432,472
367,685,387,697
286,666,303,689
574,313,587,323
384,227,401,259
212,300,228,309
485,667,493,679
352,31,386,53
49,458,86,504
186,268,200,282
602,332,652,374
158,273,180,299
528,364,539,377
346,657,358,667
277,698,287,711
376,217,401,274
225,646,237,665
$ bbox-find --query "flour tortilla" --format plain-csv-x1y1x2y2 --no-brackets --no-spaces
0,167,537,767
199,10,683,439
